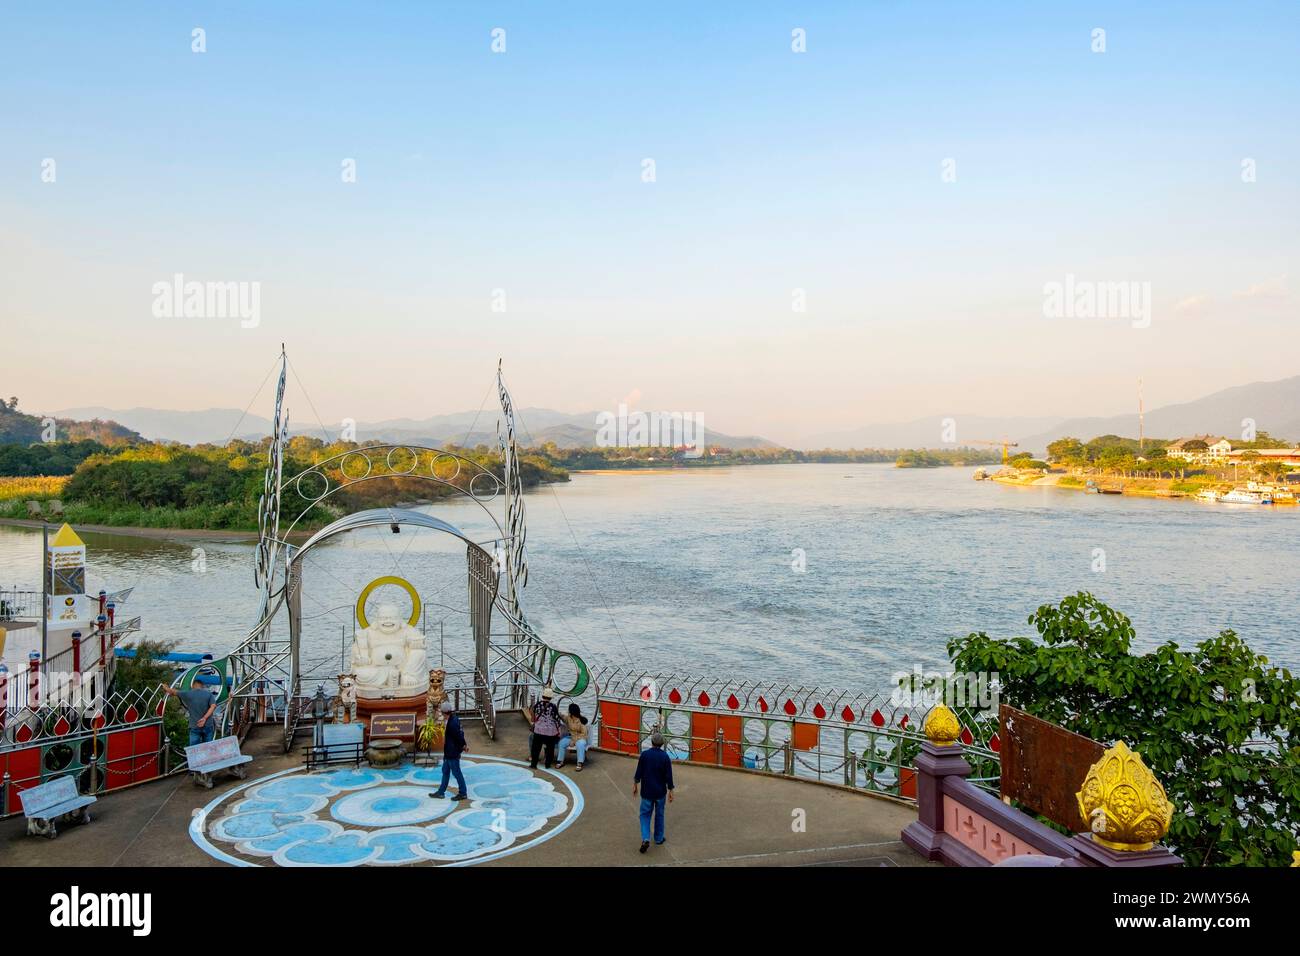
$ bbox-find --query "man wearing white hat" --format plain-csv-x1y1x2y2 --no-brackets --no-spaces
525,685,564,769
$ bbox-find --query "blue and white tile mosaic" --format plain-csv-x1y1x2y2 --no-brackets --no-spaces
191,757,581,867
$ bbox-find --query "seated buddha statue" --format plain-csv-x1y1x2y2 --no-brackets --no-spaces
349,602,428,699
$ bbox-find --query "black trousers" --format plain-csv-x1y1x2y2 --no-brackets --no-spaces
530,733,559,768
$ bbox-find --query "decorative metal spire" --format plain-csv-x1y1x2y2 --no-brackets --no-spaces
496,360,530,615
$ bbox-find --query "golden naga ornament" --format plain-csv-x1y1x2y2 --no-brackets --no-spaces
1076,741,1173,851
922,703,961,746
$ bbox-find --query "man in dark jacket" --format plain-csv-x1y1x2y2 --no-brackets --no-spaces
632,732,675,853
429,700,470,801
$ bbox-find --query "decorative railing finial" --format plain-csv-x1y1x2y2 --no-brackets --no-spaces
922,703,961,747
1075,740,1172,851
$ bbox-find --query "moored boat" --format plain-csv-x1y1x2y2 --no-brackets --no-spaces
1220,487,1270,505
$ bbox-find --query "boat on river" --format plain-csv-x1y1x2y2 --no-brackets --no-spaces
1220,487,1271,505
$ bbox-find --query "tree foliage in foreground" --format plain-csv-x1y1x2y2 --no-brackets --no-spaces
948,592,1300,867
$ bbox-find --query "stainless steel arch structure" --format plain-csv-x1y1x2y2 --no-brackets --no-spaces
224,350,587,750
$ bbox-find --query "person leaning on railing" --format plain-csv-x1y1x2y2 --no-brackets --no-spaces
161,681,217,745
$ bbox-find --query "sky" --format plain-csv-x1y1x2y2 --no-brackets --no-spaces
2,1,1297,447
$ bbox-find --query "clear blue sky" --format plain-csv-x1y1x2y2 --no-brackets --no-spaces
3,2,1297,444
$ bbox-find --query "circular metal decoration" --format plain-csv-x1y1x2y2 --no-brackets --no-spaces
293,469,331,502
431,454,461,481
469,472,500,501
43,743,74,773
340,452,372,482
355,575,422,629
546,650,590,697
386,446,419,476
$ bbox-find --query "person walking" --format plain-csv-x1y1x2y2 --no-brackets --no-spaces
162,680,217,746
525,686,564,769
555,702,589,771
632,732,675,853
428,700,470,801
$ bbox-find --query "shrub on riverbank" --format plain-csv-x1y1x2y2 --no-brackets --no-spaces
949,593,1300,867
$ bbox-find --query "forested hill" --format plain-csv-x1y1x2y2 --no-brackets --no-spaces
0,399,141,445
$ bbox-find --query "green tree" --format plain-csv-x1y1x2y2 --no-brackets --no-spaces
113,639,190,756
1047,437,1085,463
948,593,1300,867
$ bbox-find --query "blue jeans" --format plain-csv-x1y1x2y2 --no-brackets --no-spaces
557,736,587,764
639,796,666,843
189,722,214,746
435,757,468,796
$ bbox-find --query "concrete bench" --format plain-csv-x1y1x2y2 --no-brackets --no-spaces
19,775,96,839
186,735,253,789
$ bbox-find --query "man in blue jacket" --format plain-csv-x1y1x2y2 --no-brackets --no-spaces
632,732,675,853
429,700,469,801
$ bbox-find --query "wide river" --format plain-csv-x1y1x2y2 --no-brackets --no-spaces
2,464,1296,692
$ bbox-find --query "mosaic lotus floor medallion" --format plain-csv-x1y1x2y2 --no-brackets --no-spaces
190,756,582,866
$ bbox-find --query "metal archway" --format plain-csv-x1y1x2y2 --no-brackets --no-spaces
226,353,588,751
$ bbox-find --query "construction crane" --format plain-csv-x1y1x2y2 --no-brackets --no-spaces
967,438,1020,464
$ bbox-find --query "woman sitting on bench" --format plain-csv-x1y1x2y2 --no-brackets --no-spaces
555,703,589,771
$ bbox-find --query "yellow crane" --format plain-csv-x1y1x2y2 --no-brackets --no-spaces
967,438,1020,464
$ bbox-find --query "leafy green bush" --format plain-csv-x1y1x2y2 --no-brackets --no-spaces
113,640,189,756
948,592,1300,867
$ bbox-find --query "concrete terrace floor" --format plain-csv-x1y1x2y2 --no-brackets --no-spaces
0,715,933,867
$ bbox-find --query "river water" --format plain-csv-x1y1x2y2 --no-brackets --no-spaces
2,464,1296,692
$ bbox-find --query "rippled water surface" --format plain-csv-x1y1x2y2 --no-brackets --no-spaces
2,464,1296,691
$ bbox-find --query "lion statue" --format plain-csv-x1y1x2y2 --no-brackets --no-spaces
426,668,448,721
336,673,358,724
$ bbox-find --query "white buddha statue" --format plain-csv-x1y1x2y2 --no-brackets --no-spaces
349,602,428,698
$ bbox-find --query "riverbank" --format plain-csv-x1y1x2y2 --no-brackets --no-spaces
989,471,1286,501
0,517,263,541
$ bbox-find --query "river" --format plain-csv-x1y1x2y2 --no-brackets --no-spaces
1,464,1296,692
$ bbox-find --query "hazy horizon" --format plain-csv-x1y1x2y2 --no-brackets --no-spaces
4,3,1297,445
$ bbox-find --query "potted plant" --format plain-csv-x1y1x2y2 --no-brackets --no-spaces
417,717,445,762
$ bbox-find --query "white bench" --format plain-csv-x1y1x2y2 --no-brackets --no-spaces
19,775,96,839
185,735,253,789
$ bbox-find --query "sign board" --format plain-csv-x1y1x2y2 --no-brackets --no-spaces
368,712,418,739
998,703,1105,831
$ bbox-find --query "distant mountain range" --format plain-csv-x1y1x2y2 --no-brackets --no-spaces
52,374,1300,454
803,376,1300,453
1018,375,1300,451
53,405,780,451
